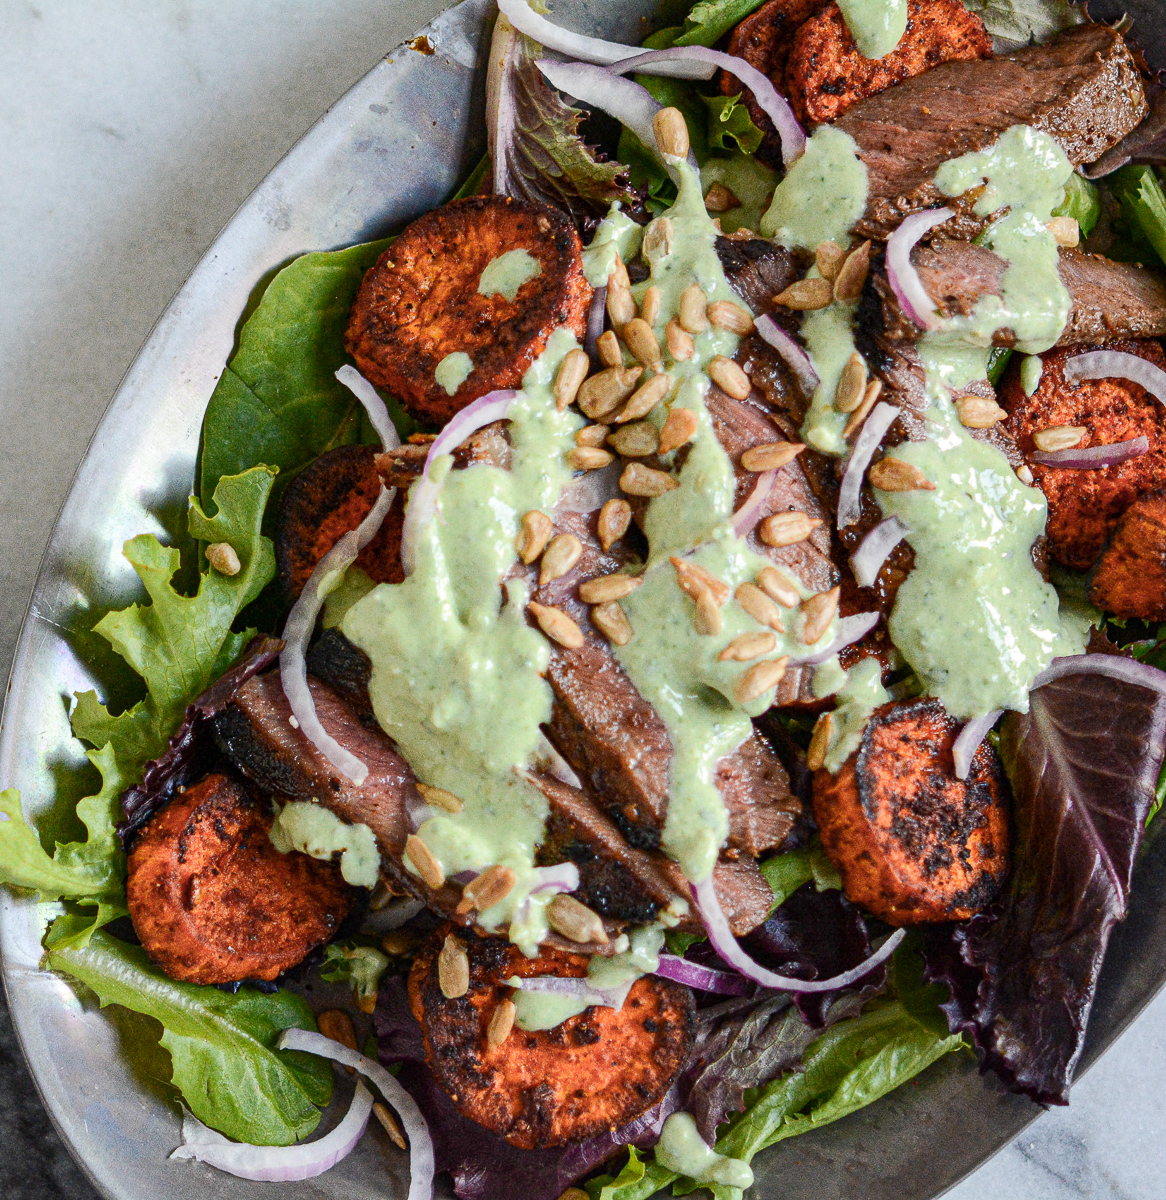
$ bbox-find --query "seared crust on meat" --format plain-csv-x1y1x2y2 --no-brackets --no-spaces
126,773,353,983
276,444,405,600
345,196,591,424
786,0,991,126
813,700,1010,924
1000,340,1166,570
408,929,693,1149
1090,490,1166,620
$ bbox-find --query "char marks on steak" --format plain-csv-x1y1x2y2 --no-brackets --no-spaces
836,24,1147,241
714,236,806,318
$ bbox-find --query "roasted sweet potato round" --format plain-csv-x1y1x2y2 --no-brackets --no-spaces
126,773,354,984
275,443,405,601
1090,489,1166,620
345,195,591,425
1001,339,1166,570
408,929,693,1149
812,699,1010,924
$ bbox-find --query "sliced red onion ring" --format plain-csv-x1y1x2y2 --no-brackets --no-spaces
171,1087,373,1182
1064,350,1166,407
694,876,905,992
529,862,581,894
653,953,750,995
536,60,696,182
278,1028,434,1200
1033,653,1166,695
952,709,1003,781
535,734,584,788
280,376,401,785
510,972,635,1012
885,208,953,331
850,516,910,588
1032,435,1149,470
732,470,776,538
754,315,820,397
610,48,805,165
400,389,517,575
795,611,880,664
585,285,607,367
837,401,899,530
498,0,711,76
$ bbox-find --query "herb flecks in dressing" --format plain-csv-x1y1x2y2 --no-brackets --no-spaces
478,248,542,302
269,801,380,888
838,0,909,59
656,1112,754,1190
341,327,582,955
435,351,473,395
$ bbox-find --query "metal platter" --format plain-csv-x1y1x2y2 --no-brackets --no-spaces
2,1,1165,1197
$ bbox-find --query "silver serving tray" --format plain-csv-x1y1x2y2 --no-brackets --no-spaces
3,1,1166,1197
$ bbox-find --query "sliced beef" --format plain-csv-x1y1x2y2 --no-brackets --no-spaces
837,23,1147,241
714,236,805,318
375,421,512,487
875,241,1166,346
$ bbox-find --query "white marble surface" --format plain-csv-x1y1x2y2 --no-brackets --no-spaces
0,2,1163,1198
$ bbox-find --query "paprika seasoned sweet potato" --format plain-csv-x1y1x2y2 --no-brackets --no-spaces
126,773,354,984
812,699,1010,924
345,195,591,425
408,929,693,1150
1090,490,1166,620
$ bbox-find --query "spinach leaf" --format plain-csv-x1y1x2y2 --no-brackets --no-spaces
673,0,768,47
961,0,1085,48
197,241,395,509
1109,164,1166,270
46,918,332,1145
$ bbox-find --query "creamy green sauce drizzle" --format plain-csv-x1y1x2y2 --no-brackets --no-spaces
435,351,473,395
838,0,909,59
817,657,890,771
478,248,542,302
581,205,642,286
801,295,865,454
656,1113,754,1189
268,801,380,888
1021,354,1044,396
699,152,780,235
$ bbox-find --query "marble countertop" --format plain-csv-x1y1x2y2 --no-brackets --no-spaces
0,3,1162,1198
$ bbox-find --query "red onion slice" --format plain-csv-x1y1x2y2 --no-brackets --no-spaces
509,972,634,1012
754,315,820,397
529,862,581,895
1033,653,1166,695
610,48,805,165
278,1028,434,1200
498,0,711,77
1064,350,1166,406
536,60,697,181
171,1087,373,1182
837,401,899,529
694,876,905,992
795,610,880,664
885,208,953,331
850,516,910,588
653,954,750,995
732,470,776,538
1032,435,1149,469
335,365,403,452
400,389,517,575
952,709,1003,781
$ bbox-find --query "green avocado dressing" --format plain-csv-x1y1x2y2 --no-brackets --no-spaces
801,296,865,454
581,204,642,286
435,351,473,395
817,657,890,771
268,800,380,888
837,0,910,60
478,249,542,302
656,1113,754,1189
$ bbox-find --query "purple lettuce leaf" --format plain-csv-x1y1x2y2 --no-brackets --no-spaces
118,635,283,844
931,667,1166,1104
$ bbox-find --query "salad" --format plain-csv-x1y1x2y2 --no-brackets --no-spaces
6,0,1166,1196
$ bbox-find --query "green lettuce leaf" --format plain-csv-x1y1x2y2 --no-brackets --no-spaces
1053,172,1101,237
1109,165,1166,270
320,941,391,1011
961,0,1085,47
197,239,405,509
703,93,765,156
46,918,332,1145
673,0,767,47
759,841,841,913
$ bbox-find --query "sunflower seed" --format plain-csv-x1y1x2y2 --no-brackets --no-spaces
815,240,845,282
774,277,833,311
666,318,695,361
554,348,590,411
833,352,867,413
735,582,786,631
540,533,583,585
868,458,936,492
693,588,723,636
380,930,417,957
843,379,882,438
956,394,1009,429
740,441,805,472
606,283,636,328
591,600,633,646
487,998,517,1048
516,510,553,564
623,317,663,368
615,372,672,422
528,601,585,648
642,216,674,259
608,254,630,289
800,586,840,645
1017,463,1035,485
708,355,751,400
405,834,445,890
458,864,517,914
658,406,699,454
756,565,800,608
608,421,659,458
598,498,632,550
1047,216,1080,247
318,1009,358,1054
718,630,778,661
548,894,608,944
833,240,872,302
597,330,623,368
759,511,822,547
679,284,709,334
1033,424,1087,452
577,365,641,418
438,934,470,998
620,462,679,496
704,182,741,212
568,446,614,470
373,1102,407,1150
640,285,662,326
416,782,464,813
806,711,835,772
579,573,642,603
735,656,789,704
206,542,241,575
670,556,730,605
575,423,610,448
707,300,754,335
653,106,690,158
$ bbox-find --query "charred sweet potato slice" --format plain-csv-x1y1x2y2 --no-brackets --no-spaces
1000,340,1166,570
1090,490,1166,620
126,773,354,984
408,929,693,1150
275,443,405,601
345,195,591,425
785,0,992,125
813,699,1010,924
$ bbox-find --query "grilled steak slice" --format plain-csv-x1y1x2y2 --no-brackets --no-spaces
875,241,1166,346
715,236,805,317
837,23,1147,241
375,421,512,487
